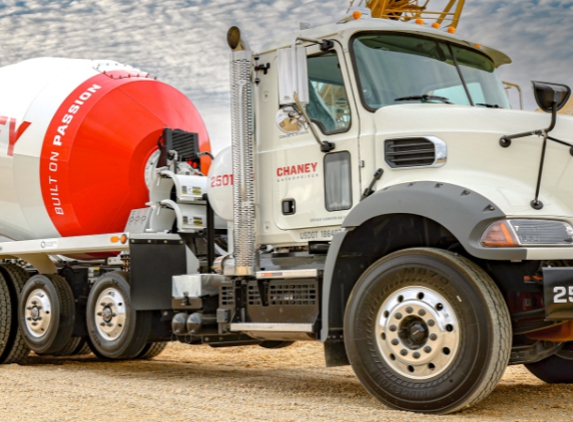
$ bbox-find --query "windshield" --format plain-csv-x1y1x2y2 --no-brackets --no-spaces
352,33,510,110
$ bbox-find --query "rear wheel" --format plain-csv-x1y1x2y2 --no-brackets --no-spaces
0,264,31,364
19,274,75,355
344,248,511,414
525,342,573,383
86,272,151,359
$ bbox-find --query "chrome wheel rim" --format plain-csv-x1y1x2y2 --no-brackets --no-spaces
375,286,460,380
24,289,52,338
94,288,127,341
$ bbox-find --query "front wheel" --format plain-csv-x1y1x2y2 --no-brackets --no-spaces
344,248,511,414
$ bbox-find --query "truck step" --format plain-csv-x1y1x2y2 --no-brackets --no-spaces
256,269,323,279
230,323,313,332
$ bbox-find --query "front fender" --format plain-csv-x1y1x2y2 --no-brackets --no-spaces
343,181,517,260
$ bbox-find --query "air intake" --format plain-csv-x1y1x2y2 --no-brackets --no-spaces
384,136,446,169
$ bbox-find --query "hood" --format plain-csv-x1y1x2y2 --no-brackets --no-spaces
372,105,573,218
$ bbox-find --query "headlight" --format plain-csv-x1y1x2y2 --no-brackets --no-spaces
481,219,573,247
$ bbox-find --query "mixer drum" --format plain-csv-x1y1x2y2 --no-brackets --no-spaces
0,58,210,241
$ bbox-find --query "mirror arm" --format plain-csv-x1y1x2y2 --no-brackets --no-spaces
499,101,557,147
294,36,334,52
294,93,335,153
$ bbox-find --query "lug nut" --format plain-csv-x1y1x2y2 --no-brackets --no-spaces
391,339,399,346
26,317,32,321
111,313,117,317
26,306,33,310
400,349,408,356
424,346,432,353
100,322,106,326
389,325,397,332
100,302,107,307
395,313,403,320
406,307,413,314
97,312,103,316
430,334,438,341
31,322,38,326
418,309,426,316
427,319,435,327
413,352,420,359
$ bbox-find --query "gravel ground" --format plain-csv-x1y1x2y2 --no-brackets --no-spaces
0,342,571,422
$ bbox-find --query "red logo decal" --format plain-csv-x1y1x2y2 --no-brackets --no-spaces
0,116,31,157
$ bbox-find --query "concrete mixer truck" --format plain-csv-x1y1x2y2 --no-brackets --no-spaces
1,9,573,414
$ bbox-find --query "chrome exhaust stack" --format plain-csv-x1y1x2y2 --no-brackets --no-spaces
227,26,255,276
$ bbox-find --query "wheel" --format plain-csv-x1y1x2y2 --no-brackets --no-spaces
0,264,31,364
259,341,295,349
137,342,168,359
344,248,511,414
86,271,151,359
525,343,573,383
19,274,76,355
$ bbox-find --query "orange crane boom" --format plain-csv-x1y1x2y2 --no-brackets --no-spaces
351,0,466,29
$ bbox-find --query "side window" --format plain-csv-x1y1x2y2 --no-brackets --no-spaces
324,151,352,212
306,51,351,134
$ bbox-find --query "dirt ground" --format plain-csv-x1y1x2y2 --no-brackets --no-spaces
0,342,571,422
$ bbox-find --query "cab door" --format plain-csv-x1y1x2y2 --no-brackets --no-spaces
269,44,361,236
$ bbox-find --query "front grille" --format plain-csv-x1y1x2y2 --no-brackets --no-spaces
385,137,436,168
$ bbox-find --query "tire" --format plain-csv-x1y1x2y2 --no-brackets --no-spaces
73,339,92,355
0,271,15,363
19,274,76,355
137,342,168,359
259,341,295,349
0,264,31,364
344,248,511,414
36,336,83,357
525,343,573,383
86,271,151,360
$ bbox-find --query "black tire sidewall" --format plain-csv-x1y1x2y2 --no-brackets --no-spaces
19,275,65,354
86,273,141,359
344,249,496,413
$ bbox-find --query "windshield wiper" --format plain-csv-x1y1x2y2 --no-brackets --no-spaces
476,103,500,108
395,95,453,104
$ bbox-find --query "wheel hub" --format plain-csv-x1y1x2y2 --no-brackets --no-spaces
398,316,428,349
24,289,52,338
94,288,127,341
376,286,460,379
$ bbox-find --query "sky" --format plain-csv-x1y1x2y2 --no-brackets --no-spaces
0,0,571,153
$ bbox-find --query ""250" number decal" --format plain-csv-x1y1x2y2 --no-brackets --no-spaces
554,286,573,303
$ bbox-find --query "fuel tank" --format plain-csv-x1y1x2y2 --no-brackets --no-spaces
0,58,210,241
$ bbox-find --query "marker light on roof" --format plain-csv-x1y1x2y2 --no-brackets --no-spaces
432,23,441,29
353,10,362,20
447,27,456,34
415,19,425,25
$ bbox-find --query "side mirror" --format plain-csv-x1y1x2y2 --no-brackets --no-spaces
533,80,571,113
277,46,309,106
